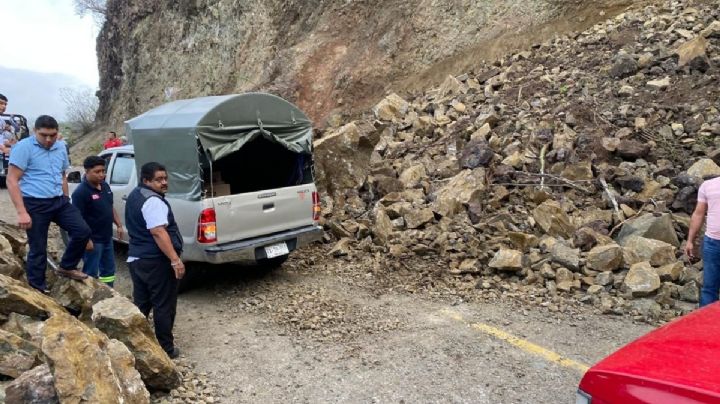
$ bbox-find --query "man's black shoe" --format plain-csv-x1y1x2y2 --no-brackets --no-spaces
167,347,180,359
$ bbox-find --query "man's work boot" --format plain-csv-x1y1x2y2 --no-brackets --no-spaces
56,268,89,281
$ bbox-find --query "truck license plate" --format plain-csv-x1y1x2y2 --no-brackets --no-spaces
264,242,289,258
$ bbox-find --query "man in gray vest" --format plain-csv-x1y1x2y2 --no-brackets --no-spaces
126,162,185,358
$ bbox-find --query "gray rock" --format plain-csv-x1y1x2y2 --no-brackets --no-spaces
4,364,59,404
596,271,614,286
610,54,638,79
615,140,651,160
550,243,580,271
622,236,677,267
586,244,623,272
679,281,700,303
616,213,680,247
460,141,495,169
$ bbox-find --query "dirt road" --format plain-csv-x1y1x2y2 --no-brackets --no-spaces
0,190,653,403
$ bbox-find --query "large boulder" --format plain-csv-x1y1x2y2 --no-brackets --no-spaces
313,121,379,197
616,213,679,247
107,339,152,404
92,296,181,390
532,200,575,239
432,169,485,217
489,249,525,272
4,364,59,404
48,276,118,320
586,244,624,272
0,328,41,378
41,313,149,403
686,158,720,180
622,236,676,267
623,262,661,297
0,274,66,319
373,93,409,121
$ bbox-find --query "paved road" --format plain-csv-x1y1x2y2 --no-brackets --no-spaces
0,190,654,403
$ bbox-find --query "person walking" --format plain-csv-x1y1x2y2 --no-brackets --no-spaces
72,156,124,287
126,162,184,358
6,115,90,293
685,176,720,307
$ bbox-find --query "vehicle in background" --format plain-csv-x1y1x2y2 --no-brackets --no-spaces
577,303,720,403
67,93,323,290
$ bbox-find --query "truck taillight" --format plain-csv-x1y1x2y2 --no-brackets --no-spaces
312,191,321,221
197,208,217,243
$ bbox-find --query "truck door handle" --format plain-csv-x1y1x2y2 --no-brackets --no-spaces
263,203,274,211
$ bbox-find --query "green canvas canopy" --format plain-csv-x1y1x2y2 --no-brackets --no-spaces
125,93,314,200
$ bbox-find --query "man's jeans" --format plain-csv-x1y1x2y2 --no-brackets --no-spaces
24,196,91,291
83,241,116,287
701,235,720,307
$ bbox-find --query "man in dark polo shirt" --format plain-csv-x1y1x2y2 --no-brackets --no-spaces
72,156,124,287
126,162,184,358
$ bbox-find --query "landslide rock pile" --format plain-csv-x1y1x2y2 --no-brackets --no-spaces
315,0,720,322
0,224,181,403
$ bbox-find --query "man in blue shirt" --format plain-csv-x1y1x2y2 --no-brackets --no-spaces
72,156,124,287
7,115,91,293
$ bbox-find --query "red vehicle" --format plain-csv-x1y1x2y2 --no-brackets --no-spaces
577,304,720,403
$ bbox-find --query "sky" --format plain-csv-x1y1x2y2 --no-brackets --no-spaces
0,0,100,88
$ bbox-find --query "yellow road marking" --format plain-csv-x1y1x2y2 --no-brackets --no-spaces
442,310,590,374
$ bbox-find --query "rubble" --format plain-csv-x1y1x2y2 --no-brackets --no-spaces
311,0,720,323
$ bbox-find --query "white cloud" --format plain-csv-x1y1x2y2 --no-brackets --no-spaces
0,0,99,88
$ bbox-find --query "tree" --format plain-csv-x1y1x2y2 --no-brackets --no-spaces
59,87,99,135
73,0,106,19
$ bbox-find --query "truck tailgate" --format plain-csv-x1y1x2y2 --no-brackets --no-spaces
211,184,316,244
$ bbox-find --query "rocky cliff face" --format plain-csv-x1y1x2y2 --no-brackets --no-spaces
96,0,637,128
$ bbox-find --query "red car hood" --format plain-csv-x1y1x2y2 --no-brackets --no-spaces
581,303,720,401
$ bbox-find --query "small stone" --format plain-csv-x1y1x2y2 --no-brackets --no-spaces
656,262,683,282
587,285,604,295
676,36,710,72
596,271,614,286
646,77,670,91
609,54,638,79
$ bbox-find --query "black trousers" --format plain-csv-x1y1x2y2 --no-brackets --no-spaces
24,196,91,290
128,257,178,353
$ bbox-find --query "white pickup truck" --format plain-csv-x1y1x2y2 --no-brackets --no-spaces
68,93,323,282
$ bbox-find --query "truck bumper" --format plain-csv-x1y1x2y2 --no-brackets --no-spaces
200,225,323,264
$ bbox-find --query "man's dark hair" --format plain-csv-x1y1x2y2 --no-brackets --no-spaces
109,131,117,137
83,155,106,170
0,94,7,102
140,162,166,182
34,115,59,130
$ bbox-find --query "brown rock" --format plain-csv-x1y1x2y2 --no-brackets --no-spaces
679,281,700,303
107,339,151,404
4,364,59,404
561,161,593,181
676,36,710,72
508,232,539,251
656,262,683,282
41,313,129,403
586,244,624,272
596,271,614,286
329,238,352,257
91,296,181,390
687,158,720,180
616,140,650,160
488,249,525,272
0,328,41,378
404,208,435,229
550,244,580,271
532,200,575,239
432,169,485,217
373,93,409,121
623,262,661,297
398,164,427,188
0,274,66,319
48,276,118,321
373,208,394,245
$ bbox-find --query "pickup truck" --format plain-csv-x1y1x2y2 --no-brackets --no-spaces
67,93,323,287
